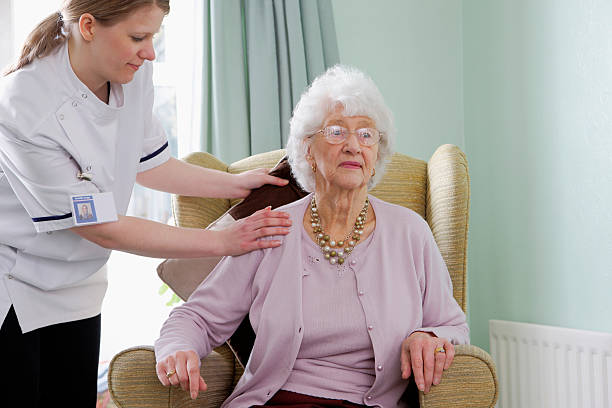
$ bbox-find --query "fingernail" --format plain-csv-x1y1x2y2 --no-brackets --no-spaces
433,379,440,385
191,391,196,399
419,383,424,391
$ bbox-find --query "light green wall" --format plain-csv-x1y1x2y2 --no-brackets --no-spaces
331,0,464,160
464,0,612,349
334,0,612,351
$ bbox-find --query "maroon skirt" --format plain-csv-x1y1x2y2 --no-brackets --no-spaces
252,390,367,408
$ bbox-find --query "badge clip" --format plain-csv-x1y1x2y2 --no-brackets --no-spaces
77,172,93,181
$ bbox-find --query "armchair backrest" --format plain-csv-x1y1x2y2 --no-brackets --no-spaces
172,144,469,311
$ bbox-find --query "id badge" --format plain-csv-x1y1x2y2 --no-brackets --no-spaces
70,192,118,225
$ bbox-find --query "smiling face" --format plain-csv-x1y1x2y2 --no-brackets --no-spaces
86,5,164,84
307,110,380,194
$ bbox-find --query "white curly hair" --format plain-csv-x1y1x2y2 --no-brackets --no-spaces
286,65,395,192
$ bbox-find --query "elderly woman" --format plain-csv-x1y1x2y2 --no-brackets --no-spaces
155,66,469,407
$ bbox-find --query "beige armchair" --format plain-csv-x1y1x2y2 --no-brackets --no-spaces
108,145,498,407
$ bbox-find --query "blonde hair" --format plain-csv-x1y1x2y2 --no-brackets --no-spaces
286,65,395,192
4,0,170,75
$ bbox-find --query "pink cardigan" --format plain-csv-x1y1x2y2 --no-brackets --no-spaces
155,194,469,408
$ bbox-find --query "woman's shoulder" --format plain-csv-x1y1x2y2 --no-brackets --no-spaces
368,195,432,236
274,194,311,217
0,51,67,137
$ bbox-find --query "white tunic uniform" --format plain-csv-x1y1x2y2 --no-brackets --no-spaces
0,43,170,332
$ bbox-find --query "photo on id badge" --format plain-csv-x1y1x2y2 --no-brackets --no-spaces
72,195,98,223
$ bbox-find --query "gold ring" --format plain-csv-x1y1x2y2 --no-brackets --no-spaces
166,369,176,378
435,347,446,353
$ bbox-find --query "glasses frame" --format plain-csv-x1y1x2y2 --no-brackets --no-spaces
312,125,383,147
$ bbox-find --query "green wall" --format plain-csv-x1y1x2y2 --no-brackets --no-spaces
332,0,464,160
334,0,612,350
464,0,612,349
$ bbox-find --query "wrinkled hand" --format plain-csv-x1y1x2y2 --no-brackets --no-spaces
156,350,207,400
234,168,289,198
400,331,455,393
217,207,291,256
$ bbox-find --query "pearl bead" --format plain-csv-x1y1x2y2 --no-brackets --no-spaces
349,241,355,246
330,258,337,265
330,240,336,247
338,258,344,264
311,223,317,228
358,230,363,234
337,250,344,257
338,241,344,246
330,250,337,257
324,246,331,252
325,253,330,259
318,233,324,239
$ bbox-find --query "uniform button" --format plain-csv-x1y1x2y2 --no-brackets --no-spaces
368,325,373,331
377,364,383,371
81,93,87,99
72,101,78,107
59,114,64,120
358,290,364,296
7,275,13,279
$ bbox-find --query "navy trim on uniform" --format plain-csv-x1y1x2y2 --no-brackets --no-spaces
32,213,73,222
139,142,169,163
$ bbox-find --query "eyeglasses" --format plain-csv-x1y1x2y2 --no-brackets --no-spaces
314,125,382,146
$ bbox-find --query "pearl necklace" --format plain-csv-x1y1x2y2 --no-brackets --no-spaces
310,196,369,265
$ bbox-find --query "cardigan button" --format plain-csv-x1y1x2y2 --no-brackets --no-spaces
366,395,372,400
358,290,364,296
377,364,383,371
368,325,373,331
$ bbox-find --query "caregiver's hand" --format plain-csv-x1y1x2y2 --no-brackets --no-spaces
216,206,291,255
234,167,289,198
400,331,455,393
156,350,207,400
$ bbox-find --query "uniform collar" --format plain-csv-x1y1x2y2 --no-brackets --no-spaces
56,42,125,119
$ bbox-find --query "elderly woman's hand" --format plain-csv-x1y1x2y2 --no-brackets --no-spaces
400,331,455,394
234,168,289,198
156,350,207,400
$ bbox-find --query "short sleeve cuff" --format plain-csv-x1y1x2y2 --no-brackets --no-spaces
138,141,170,172
32,213,76,233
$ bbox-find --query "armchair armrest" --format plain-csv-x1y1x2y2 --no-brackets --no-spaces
108,344,242,408
419,344,498,408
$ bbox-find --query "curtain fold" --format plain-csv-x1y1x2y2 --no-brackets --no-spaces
197,0,339,164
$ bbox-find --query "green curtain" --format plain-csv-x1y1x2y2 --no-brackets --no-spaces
198,0,339,164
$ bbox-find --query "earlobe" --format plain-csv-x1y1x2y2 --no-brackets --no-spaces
78,13,96,41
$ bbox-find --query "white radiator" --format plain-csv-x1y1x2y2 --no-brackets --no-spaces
489,320,612,408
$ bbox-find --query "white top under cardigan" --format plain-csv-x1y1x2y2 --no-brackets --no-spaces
155,194,469,408
0,42,169,332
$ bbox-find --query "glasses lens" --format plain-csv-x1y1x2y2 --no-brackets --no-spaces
357,128,379,146
323,126,347,144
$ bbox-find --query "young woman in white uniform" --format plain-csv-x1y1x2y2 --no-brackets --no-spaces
0,1,292,405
